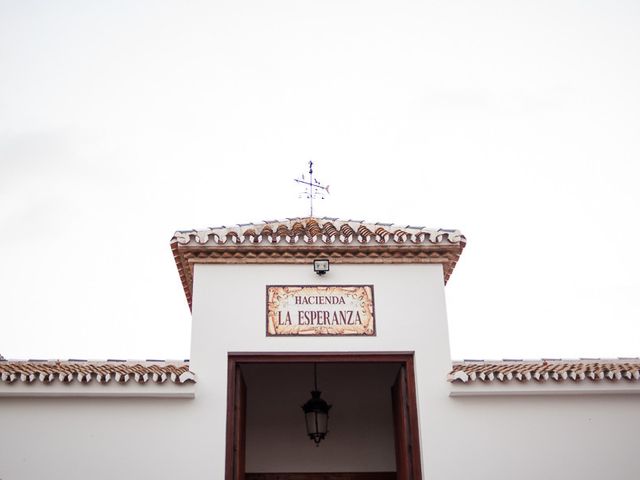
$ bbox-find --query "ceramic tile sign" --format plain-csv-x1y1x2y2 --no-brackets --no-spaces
266,285,375,336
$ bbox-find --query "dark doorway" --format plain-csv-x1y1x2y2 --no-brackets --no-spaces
225,353,422,480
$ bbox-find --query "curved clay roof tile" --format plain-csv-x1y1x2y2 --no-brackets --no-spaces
339,224,356,236
259,225,274,237
225,231,241,244
357,225,373,235
242,228,258,241
356,225,373,243
195,231,212,244
392,229,408,243
275,224,290,237
289,221,307,236
306,219,322,236
321,221,339,237
374,227,390,243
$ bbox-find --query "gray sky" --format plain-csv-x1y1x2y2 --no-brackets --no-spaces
1,1,639,361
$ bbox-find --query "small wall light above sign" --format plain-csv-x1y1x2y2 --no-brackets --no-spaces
313,259,330,275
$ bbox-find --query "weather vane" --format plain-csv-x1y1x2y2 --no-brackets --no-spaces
294,161,329,217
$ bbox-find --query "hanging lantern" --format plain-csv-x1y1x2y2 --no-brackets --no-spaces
302,363,332,446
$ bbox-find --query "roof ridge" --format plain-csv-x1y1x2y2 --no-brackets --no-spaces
452,358,640,364
173,216,464,235
449,359,640,385
1,359,190,364
0,361,196,386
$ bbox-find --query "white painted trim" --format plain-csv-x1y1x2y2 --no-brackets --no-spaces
0,382,196,398
449,381,640,396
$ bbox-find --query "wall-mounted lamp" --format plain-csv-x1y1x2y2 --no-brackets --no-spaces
313,259,330,276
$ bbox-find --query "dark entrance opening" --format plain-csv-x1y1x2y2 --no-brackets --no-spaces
225,353,422,480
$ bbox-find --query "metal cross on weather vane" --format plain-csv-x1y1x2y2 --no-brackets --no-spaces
294,161,330,217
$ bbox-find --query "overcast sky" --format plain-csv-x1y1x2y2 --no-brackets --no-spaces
1,1,639,361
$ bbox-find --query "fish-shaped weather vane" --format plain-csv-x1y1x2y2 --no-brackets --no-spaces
294,161,330,217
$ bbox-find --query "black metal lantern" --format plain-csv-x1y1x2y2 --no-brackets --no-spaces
302,363,332,446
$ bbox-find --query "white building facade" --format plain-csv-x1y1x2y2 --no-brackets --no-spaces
1,217,639,480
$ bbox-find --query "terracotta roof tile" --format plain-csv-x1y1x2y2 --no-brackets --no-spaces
448,360,640,384
0,361,196,385
171,217,466,309
172,217,464,248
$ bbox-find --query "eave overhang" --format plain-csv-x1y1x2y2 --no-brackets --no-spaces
0,360,196,398
448,359,640,396
171,217,466,309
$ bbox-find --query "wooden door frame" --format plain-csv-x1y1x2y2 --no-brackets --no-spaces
225,352,423,480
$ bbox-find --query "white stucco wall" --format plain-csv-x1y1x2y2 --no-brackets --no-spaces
437,393,640,479
1,262,640,479
0,395,200,479
188,263,453,478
